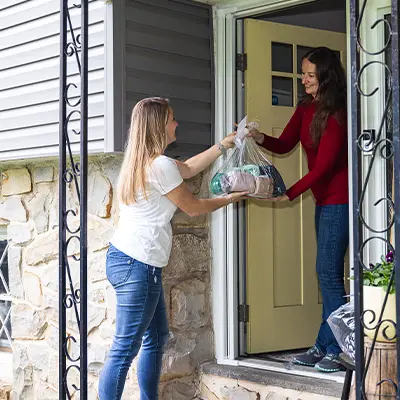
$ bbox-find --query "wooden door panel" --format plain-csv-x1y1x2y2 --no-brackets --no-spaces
245,19,346,353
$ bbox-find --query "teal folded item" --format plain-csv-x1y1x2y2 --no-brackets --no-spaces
210,173,225,195
242,164,260,177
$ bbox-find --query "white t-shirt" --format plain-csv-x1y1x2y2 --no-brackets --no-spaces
111,155,183,267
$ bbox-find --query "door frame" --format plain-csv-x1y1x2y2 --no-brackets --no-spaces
211,0,354,376
358,1,392,276
212,0,391,382
212,0,391,376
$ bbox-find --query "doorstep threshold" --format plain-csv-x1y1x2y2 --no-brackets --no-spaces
238,357,345,383
202,358,345,398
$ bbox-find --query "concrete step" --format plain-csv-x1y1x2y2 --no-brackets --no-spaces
199,361,343,400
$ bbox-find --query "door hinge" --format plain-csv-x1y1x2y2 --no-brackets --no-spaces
236,53,247,71
238,304,249,323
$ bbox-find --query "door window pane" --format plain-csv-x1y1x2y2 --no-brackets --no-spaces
298,46,342,74
272,42,293,73
272,76,293,107
297,46,315,74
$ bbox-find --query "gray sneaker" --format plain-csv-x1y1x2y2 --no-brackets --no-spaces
315,354,345,373
293,345,325,367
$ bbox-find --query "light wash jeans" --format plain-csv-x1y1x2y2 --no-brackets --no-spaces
314,204,349,356
98,245,168,400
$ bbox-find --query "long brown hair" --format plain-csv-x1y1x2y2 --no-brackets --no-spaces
301,47,347,147
117,97,170,205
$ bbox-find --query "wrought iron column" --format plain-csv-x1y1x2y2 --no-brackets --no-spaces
59,1,89,398
350,0,364,397
351,0,400,398
392,0,400,397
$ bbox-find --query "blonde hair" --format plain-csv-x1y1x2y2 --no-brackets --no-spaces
117,97,170,204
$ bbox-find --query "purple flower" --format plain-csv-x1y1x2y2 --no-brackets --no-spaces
386,250,394,263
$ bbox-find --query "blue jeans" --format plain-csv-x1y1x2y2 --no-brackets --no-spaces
98,245,169,400
315,204,349,356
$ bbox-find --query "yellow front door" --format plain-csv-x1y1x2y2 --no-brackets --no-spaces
245,19,346,354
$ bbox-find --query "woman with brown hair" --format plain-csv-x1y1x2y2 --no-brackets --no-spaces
249,47,349,373
98,97,247,399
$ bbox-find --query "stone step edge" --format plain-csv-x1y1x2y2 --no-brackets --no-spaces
200,361,344,398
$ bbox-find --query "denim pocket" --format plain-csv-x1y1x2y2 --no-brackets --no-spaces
106,248,134,287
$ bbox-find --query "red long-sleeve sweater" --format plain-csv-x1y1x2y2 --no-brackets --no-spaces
261,102,348,206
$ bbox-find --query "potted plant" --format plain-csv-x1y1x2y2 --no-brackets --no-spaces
362,251,396,342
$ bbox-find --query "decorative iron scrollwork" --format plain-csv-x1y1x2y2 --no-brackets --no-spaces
351,0,400,398
59,1,88,399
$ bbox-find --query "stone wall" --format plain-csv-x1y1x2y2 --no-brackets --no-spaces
0,156,214,399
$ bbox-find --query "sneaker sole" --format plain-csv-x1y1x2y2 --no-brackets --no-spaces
314,365,344,373
293,358,317,367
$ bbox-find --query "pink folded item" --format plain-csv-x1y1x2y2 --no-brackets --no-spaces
222,171,256,194
254,176,274,197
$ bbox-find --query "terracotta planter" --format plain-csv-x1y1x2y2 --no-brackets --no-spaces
363,285,396,343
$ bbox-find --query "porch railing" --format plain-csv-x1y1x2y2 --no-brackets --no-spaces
59,0,89,398
350,0,400,398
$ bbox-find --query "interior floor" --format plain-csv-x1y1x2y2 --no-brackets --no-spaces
252,349,308,365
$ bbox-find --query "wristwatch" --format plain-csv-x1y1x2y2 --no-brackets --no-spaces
218,142,227,156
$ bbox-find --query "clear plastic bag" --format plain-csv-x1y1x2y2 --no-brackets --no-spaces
327,301,355,362
209,116,286,199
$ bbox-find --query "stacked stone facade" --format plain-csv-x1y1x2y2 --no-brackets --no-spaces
0,156,213,399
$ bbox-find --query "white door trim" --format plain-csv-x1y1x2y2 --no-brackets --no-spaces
211,0,354,364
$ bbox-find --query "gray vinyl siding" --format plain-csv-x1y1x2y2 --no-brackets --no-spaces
0,0,106,161
0,0,213,161
120,0,214,158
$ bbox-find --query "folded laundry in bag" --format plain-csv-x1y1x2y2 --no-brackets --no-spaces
254,176,274,197
209,116,287,199
259,165,286,197
221,171,256,194
210,173,225,196
242,164,260,177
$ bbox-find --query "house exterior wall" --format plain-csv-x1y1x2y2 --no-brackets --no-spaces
0,0,378,398
118,0,214,158
0,158,214,399
1,0,214,160
0,0,106,161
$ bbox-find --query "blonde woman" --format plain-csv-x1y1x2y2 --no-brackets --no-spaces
98,97,247,400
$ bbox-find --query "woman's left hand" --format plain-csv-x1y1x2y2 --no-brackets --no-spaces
220,132,236,149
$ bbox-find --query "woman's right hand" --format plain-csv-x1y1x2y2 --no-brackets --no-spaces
247,128,265,145
226,191,249,204
233,122,264,145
